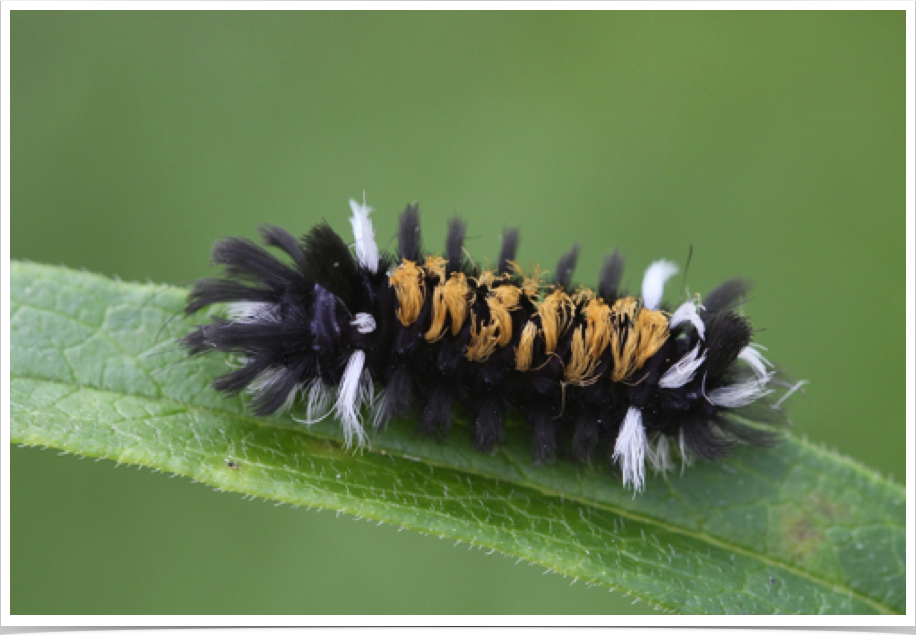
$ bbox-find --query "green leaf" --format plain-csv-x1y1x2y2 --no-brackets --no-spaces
10,261,905,615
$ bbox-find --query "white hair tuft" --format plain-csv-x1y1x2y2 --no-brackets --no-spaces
659,343,707,389
349,196,380,273
613,407,648,491
335,350,373,448
641,260,679,310
669,298,706,339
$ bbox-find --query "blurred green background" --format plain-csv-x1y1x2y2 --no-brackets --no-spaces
11,11,904,615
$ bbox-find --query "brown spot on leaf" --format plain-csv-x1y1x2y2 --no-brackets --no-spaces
780,511,823,561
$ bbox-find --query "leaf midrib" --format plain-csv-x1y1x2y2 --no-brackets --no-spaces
11,372,897,615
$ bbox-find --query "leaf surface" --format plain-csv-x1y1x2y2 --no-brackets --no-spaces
9,262,905,614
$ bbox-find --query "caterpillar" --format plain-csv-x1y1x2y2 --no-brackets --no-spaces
182,197,802,491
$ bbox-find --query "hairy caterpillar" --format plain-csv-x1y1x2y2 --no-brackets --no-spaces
183,197,802,491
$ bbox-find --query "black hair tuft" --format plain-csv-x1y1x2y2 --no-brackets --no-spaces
554,243,581,289
398,203,422,262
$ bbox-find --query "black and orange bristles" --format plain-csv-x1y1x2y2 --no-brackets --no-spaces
183,197,801,492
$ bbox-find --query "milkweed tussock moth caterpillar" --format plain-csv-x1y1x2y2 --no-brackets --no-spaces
183,197,800,492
